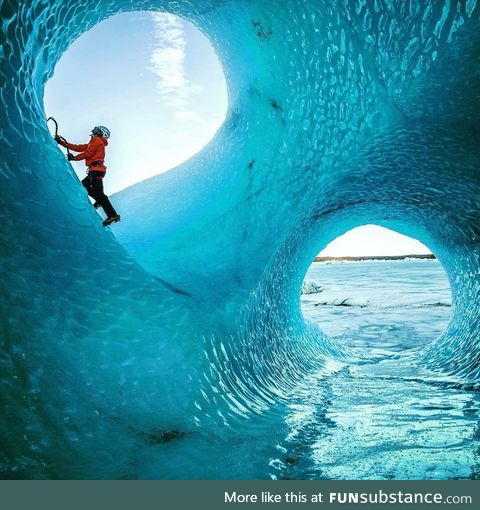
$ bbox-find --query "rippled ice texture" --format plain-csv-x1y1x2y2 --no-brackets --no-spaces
1,0,480,478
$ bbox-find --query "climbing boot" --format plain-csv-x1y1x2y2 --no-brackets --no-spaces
102,215,121,227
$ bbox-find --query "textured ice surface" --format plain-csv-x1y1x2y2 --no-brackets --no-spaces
0,0,479,478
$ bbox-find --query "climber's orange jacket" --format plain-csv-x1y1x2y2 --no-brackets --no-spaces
60,136,108,173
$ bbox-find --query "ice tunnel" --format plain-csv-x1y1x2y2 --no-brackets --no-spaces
1,0,480,478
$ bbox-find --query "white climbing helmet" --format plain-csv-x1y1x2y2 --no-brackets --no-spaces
92,125,111,139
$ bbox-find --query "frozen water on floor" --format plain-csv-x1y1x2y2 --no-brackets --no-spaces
266,260,479,480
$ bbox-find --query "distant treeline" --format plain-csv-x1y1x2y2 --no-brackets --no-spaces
314,254,436,263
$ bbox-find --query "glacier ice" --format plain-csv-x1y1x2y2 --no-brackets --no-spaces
0,0,479,478
301,280,323,295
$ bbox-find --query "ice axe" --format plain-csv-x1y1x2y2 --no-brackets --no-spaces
47,116,72,159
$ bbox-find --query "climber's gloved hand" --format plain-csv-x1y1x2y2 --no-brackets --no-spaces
54,135,62,144
67,153,75,161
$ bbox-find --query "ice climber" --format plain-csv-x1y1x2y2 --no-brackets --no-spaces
56,126,121,227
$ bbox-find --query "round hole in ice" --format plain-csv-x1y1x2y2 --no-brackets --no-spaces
301,225,453,350
43,11,228,194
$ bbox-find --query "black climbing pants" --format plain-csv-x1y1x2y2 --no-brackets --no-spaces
82,171,118,218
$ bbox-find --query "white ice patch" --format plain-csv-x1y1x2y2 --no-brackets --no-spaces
316,297,370,307
301,280,323,294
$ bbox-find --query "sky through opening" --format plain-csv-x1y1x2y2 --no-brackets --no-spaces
44,12,228,194
318,225,432,257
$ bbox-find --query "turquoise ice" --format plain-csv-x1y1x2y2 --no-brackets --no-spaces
0,0,479,478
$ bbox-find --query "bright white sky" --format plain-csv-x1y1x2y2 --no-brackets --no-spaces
319,225,431,257
44,14,429,257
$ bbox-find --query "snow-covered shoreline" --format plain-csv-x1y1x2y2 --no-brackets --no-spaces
313,255,435,265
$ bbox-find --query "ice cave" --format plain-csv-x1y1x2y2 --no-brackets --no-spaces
1,0,479,479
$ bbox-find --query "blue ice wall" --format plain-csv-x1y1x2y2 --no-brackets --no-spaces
0,0,479,478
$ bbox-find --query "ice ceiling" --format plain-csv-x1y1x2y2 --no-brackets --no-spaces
0,0,479,478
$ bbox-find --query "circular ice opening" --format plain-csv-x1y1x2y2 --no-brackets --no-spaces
301,225,452,353
44,12,227,194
